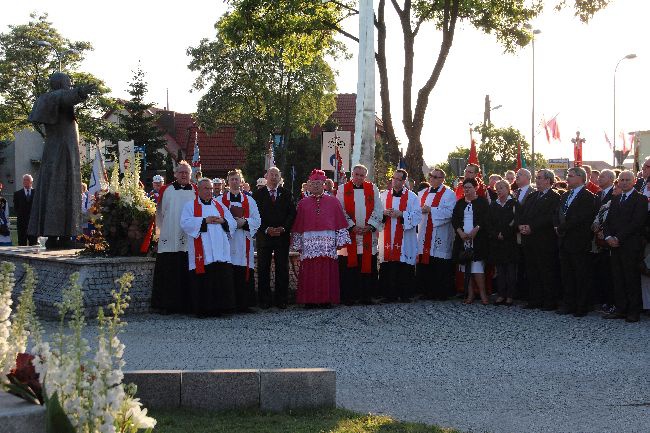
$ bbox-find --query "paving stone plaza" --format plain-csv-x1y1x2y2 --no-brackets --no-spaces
43,300,650,433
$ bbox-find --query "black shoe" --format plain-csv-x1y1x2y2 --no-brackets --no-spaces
238,307,255,314
541,305,556,311
573,312,587,318
522,303,540,310
603,312,625,319
555,309,575,315
276,303,287,310
259,303,271,310
625,314,640,323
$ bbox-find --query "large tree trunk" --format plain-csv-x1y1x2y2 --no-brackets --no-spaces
403,0,459,183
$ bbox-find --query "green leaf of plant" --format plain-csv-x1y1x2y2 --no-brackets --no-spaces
45,391,76,433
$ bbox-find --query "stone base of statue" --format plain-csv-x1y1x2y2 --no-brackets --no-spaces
0,247,300,318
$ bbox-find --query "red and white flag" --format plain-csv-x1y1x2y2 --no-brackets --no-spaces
620,130,631,153
604,131,612,149
543,116,561,143
468,129,479,165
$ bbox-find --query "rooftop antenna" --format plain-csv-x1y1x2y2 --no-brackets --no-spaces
166,88,169,111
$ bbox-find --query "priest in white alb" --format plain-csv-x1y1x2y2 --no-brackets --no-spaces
292,169,351,307
151,161,197,314
378,169,421,301
336,164,384,304
417,168,457,300
217,169,261,313
181,178,237,317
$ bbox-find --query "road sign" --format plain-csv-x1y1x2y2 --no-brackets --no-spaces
547,158,569,170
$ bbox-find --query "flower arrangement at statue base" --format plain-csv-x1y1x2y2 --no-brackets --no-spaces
81,156,157,257
0,261,156,432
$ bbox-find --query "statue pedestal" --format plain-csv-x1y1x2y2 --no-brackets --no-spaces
0,247,300,318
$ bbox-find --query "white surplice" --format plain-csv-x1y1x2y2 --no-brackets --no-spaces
156,185,196,253
417,186,457,260
378,188,421,265
180,199,236,271
217,192,261,269
336,182,384,256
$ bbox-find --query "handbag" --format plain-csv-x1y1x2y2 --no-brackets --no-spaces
458,246,474,263
0,224,9,237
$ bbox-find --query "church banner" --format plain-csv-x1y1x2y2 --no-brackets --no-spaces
321,131,351,172
118,140,135,173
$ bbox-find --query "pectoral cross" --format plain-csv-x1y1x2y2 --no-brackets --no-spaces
197,254,203,261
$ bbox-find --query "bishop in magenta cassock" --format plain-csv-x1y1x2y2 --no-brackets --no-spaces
180,178,237,317
291,169,351,307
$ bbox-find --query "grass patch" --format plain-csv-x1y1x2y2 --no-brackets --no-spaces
150,407,461,433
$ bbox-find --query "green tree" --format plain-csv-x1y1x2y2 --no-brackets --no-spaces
187,29,337,179
217,0,611,183
0,13,119,142
117,65,168,171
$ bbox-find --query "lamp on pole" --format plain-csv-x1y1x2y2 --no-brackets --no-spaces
524,25,542,177
36,40,78,71
613,53,637,167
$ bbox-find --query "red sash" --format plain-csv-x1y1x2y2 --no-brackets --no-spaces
343,181,374,273
418,186,446,264
221,192,251,280
383,190,409,262
193,197,225,274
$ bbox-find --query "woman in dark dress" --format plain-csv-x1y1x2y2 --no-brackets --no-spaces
487,180,518,306
452,178,490,305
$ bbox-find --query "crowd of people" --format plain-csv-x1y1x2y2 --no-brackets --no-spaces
147,158,650,323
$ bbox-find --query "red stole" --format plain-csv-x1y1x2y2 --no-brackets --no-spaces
418,186,446,264
343,181,374,273
221,192,251,280
383,190,409,262
193,197,225,274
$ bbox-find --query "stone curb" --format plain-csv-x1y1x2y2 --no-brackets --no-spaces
0,392,46,433
124,368,336,412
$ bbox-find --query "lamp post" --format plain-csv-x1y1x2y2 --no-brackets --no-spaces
524,25,542,177
36,40,78,71
613,53,637,167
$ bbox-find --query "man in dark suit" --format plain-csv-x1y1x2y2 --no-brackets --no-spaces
517,169,561,309
513,168,534,300
252,167,296,309
603,170,647,322
554,167,596,317
592,169,616,311
13,174,37,246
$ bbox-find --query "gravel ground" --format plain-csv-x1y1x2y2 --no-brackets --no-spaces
43,300,650,433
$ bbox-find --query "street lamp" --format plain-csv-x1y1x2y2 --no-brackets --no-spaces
613,53,637,167
36,40,78,71
524,25,541,177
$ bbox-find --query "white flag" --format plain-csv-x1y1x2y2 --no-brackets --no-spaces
88,148,107,198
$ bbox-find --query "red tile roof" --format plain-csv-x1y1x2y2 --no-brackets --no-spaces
165,112,246,179
312,93,356,139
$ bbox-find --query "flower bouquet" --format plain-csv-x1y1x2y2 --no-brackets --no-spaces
81,156,157,256
0,262,156,433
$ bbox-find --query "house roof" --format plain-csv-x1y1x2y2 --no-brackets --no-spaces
164,112,245,177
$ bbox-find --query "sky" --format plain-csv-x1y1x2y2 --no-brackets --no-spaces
3,0,649,167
